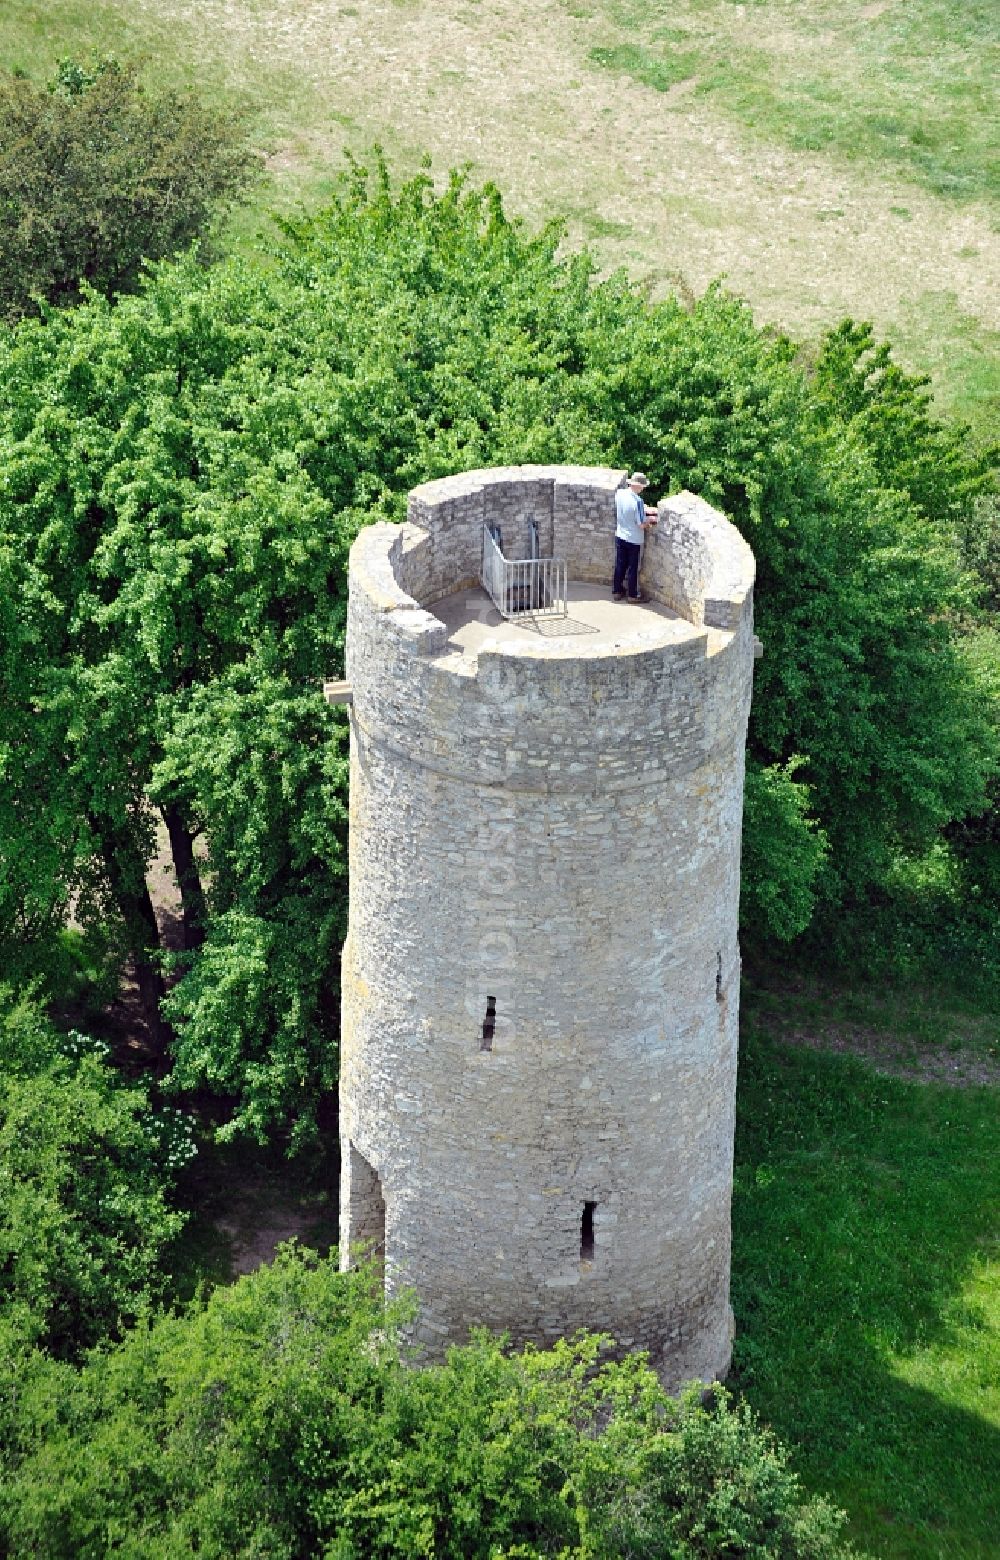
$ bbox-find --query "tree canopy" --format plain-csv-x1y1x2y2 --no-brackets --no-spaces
0,157,995,1143
1,1246,854,1559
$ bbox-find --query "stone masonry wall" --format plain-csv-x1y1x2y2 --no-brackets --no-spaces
339,466,756,1390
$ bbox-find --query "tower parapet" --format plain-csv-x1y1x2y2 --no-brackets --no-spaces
339,464,755,1389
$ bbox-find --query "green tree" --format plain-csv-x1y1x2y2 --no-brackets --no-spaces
741,761,829,942
155,667,347,1144
0,257,352,1129
0,56,258,322
809,319,996,530
587,282,997,901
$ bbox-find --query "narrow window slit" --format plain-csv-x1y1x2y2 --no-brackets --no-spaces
581,1201,596,1262
481,995,496,1052
716,951,723,1002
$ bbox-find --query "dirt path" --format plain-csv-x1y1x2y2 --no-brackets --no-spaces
748,972,1000,1088
774,1022,1000,1088
132,0,997,420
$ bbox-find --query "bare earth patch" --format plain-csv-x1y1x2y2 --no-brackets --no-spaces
750,971,1000,1088
215,1196,334,1277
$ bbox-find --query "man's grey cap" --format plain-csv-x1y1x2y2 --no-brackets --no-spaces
628,471,649,488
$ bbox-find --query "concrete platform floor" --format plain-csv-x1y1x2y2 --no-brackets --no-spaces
429,581,691,656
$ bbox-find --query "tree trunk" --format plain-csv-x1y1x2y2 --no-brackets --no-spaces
161,801,208,952
94,820,174,1059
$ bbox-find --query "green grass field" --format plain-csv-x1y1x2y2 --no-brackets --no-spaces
3,0,997,433
734,1009,1000,1558
583,0,999,204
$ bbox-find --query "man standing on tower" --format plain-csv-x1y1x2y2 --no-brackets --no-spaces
613,472,657,602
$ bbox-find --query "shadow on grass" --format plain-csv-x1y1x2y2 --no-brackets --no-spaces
731,1030,1000,1558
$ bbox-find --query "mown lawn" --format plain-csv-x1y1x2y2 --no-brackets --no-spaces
583,0,999,204
732,1019,1000,1557
2,0,996,433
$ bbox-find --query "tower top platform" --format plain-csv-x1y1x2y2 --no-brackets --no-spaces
428,579,693,661
348,465,755,680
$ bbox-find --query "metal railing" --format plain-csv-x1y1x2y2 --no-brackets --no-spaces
481,522,567,621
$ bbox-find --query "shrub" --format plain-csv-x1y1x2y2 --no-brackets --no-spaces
741,760,829,941
1,1246,855,1558
0,55,258,321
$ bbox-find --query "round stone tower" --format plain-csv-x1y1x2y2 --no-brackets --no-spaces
339,465,756,1389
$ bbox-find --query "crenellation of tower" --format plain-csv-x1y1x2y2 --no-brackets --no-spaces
339,464,756,1391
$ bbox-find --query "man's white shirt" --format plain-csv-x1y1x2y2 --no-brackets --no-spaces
615,487,646,544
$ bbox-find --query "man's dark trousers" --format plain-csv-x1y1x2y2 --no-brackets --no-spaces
613,537,641,598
